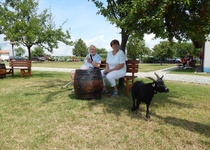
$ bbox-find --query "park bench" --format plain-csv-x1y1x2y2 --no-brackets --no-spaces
176,59,196,69
6,60,32,77
100,60,139,96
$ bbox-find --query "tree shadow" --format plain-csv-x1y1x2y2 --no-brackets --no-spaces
152,91,195,109
21,74,208,121
5,71,56,79
154,114,210,138
24,79,71,103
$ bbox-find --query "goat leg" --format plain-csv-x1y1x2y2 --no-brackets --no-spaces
146,103,151,118
136,99,141,110
131,96,137,111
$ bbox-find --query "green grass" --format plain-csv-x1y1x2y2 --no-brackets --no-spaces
138,63,175,72
32,61,83,69
4,61,185,72
0,71,210,149
169,65,210,76
30,62,176,72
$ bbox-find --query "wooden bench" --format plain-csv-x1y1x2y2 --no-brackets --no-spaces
176,63,183,68
6,60,32,77
100,60,139,96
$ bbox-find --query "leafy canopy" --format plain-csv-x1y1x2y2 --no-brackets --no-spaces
0,0,73,60
152,41,175,65
31,46,45,57
14,47,25,57
90,0,210,52
127,35,150,60
72,38,88,57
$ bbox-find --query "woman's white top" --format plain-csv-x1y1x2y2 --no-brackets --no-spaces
106,49,126,72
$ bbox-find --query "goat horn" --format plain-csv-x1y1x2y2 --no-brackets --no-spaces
146,77,156,82
154,72,160,79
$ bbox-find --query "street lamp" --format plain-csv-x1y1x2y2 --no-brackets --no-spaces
10,41,17,60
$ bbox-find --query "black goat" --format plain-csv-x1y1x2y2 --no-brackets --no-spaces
131,72,169,118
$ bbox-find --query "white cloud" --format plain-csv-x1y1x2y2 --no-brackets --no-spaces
51,42,73,56
144,33,162,49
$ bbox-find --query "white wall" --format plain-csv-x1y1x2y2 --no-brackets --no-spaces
204,41,210,73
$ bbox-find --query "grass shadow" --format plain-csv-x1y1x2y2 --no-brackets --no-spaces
152,91,195,109
24,79,71,103
155,114,210,138
5,71,56,79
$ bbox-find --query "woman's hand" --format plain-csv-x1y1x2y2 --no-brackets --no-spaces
103,69,110,74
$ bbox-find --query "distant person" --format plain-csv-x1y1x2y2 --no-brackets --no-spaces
183,57,187,68
101,39,126,97
199,51,203,65
184,53,195,68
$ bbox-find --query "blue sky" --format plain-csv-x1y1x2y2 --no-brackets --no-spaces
0,0,161,56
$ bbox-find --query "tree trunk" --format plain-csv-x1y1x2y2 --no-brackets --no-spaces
27,46,32,60
119,29,129,87
193,41,203,48
120,29,129,53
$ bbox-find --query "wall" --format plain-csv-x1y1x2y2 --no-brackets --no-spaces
204,41,210,73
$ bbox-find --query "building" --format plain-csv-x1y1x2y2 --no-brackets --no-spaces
203,41,210,73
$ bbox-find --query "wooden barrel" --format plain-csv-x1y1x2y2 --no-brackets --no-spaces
74,69,103,99
0,63,6,79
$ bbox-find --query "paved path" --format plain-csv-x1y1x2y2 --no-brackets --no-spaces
32,66,210,85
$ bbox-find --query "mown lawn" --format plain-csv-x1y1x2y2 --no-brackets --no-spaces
31,61,176,72
0,71,210,149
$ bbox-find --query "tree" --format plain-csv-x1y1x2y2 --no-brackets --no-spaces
15,47,25,57
96,48,107,60
173,42,194,59
31,46,45,57
90,0,142,53
160,0,210,46
72,38,88,57
90,0,210,51
0,0,73,60
152,41,175,65
127,35,150,60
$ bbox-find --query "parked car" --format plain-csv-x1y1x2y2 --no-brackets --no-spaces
38,57,45,61
31,56,45,62
9,56,26,61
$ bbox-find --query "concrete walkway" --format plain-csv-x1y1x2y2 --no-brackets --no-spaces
32,66,210,85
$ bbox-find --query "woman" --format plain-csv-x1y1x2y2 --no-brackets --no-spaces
101,39,126,97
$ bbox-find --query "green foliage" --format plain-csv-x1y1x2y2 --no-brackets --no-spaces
173,42,195,59
90,0,210,53
31,46,45,57
0,0,73,60
14,47,25,56
72,38,88,57
127,35,150,60
152,41,175,64
96,48,107,60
